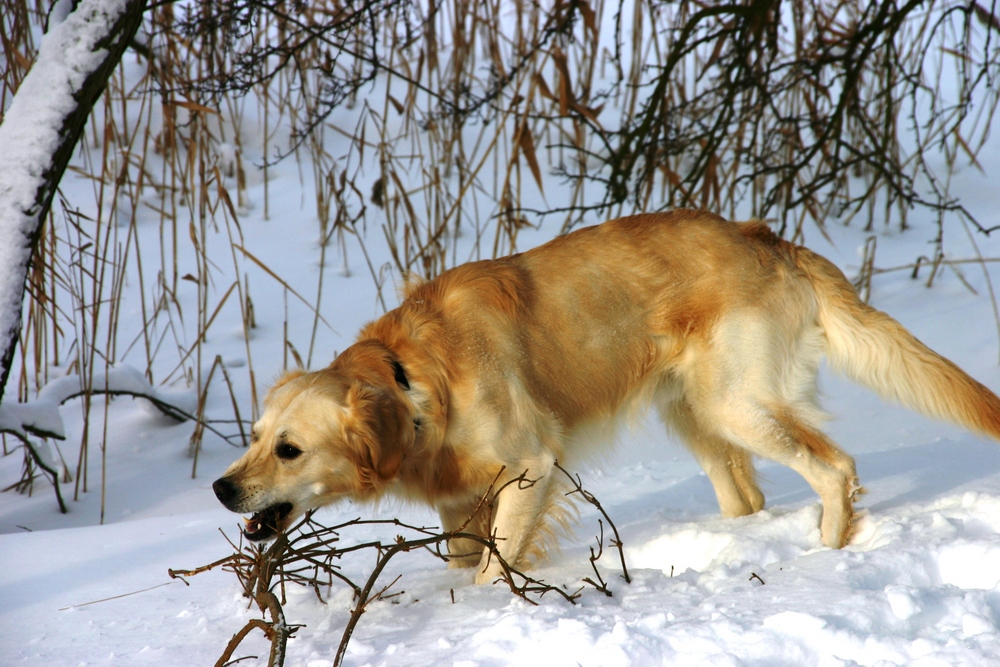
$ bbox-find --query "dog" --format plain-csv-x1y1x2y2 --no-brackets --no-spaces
213,209,1000,583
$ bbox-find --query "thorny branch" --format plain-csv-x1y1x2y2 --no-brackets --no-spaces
170,466,629,667
556,460,630,586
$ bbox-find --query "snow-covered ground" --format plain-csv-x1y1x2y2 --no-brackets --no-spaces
6,11,1000,667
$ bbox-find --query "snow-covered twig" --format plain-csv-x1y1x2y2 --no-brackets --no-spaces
0,428,67,513
0,364,245,513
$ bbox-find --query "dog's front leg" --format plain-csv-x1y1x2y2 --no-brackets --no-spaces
475,457,554,584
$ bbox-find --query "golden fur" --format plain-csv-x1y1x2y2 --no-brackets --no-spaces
214,210,1000,583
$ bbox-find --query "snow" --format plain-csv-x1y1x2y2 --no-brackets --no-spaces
0,365,195,443
0,0,131,377
4,9,1000,667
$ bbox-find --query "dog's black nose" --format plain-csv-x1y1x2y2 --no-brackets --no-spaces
212,477,237,504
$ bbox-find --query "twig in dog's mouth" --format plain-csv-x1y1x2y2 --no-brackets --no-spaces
243,502,294,541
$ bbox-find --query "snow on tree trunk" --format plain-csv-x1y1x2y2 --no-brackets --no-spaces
0,0,147,405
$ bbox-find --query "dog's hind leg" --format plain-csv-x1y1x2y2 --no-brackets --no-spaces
660,400,764,517
701,398,859,548
681,307,857,545
769,408,861,547
732,455,765,515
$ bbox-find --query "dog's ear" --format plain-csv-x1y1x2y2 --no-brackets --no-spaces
344,383,414,493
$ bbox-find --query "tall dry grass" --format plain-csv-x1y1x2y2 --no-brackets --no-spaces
2,0,999,512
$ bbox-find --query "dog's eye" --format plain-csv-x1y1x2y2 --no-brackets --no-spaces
276,443,302,460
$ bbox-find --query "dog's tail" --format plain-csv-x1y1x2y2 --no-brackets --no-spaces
795,247,1000,440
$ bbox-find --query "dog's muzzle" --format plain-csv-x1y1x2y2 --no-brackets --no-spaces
212,476,293,542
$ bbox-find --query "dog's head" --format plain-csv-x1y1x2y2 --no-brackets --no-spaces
212,343,416,541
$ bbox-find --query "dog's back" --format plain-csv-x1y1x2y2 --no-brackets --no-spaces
411,210,813,434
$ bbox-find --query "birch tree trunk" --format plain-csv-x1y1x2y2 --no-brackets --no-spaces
0,0,147,405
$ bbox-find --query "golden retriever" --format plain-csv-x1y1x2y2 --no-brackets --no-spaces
213,210,1000,583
